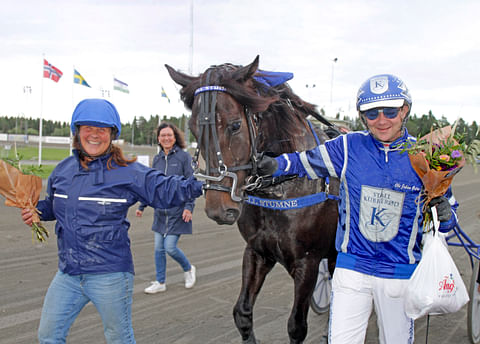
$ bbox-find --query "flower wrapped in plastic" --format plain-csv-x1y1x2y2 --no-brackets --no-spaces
0,159,49,242
402,126,465,228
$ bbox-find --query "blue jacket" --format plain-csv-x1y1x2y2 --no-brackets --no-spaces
138,145,195,235
273,130,458,279
37,150,203,276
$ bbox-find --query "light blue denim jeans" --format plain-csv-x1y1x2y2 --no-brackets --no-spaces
154,232,191,283
38,270,135,344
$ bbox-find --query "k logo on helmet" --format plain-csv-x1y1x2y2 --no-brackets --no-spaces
370,76,389,94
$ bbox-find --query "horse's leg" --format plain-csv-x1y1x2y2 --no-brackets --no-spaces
287,257,320,344
233,246,275,344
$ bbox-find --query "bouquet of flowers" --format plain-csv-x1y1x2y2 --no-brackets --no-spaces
401,125,465,229
0,159,49,242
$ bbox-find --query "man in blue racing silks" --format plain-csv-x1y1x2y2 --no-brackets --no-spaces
21,99,203,344
256,75,458,344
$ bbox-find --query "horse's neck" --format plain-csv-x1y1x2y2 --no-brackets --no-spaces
257,116,317,154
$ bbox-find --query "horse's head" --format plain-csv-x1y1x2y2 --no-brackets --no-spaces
166,56,277,225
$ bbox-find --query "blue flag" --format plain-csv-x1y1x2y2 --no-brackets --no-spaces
73,69,91,88
161,86,170,103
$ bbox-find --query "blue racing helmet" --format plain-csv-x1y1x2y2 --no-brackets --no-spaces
70,99,121,139
356,74,412,112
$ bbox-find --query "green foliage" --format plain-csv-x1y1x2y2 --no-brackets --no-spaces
400,133,465,171
118,113,193,145
1,146,69,161
1,109,478,148
2,154,43,175
340,109,479,144
52,127,70,136
465,139,480,172
399,124,479,173
1,154,55,179
21,164,55,179
0,116,69,136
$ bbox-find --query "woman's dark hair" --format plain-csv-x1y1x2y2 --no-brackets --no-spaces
157,122,186,149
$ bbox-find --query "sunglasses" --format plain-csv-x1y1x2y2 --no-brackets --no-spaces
362,107,402,121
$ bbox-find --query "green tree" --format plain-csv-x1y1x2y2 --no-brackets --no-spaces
52,127,70,136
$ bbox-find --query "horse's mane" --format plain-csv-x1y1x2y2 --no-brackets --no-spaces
253,81,320,154
181,63,321,155
179,63,275,112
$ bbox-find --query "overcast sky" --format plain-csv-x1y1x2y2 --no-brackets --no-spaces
1,0,479,126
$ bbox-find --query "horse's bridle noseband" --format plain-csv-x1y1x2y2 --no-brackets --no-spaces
192,83,258,202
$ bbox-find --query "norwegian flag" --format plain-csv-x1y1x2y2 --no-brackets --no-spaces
43,59,63,82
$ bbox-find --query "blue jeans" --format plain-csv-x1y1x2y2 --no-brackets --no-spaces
38,271,135,344
154,232,191,283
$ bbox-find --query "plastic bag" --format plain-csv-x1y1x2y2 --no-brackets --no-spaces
404,230,469,319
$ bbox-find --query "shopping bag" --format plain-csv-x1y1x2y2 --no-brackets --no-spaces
404,230,469,320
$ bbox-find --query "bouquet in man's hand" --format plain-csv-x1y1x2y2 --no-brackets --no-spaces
0,159,49,242
401,126,465,229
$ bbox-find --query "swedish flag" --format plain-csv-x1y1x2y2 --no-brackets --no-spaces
161,86,170,103
74,69,91,88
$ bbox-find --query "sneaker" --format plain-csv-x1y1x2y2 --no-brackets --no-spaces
184,265,196,289
144,281,166,294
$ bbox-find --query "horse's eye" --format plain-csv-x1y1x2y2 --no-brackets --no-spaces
230,121,241,133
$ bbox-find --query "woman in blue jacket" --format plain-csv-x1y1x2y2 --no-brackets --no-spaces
256,75,458,344
21,99,203,344
136,122,196,294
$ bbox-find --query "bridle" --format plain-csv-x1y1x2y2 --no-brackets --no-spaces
191,80,258,202
190,72,341,203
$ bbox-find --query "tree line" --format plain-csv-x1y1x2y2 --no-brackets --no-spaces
0,110,478,145
0,114,192,146
337,110,479,143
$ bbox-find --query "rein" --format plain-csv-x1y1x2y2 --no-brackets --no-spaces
244,119,339,209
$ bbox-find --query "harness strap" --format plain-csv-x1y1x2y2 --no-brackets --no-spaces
307,119,321,145
245,192,340,210
249,120,319,191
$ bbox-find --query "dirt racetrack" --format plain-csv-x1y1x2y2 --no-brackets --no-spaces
0,165,479,343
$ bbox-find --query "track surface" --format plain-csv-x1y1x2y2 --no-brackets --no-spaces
0,165,479,343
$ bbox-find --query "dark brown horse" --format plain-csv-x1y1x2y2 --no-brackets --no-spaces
166,56,339,344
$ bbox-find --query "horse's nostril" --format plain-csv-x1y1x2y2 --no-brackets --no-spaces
225,208,240,223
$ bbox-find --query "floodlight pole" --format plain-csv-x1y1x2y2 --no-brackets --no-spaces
185,0,194,146
23,86,32,137
330,57,338,105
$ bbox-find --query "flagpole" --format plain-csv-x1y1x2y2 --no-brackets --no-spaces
185,0,193,147
39,54,45,166
188,0,193,75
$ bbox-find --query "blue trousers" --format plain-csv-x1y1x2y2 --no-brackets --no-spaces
38,270,135,344
154,232,191,283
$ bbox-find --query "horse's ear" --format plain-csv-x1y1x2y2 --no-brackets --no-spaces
165,64,197,87
233,55,260,83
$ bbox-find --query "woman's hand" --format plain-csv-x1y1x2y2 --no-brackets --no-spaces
135,209,143,217
182,209,192,222
21,208,34,226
